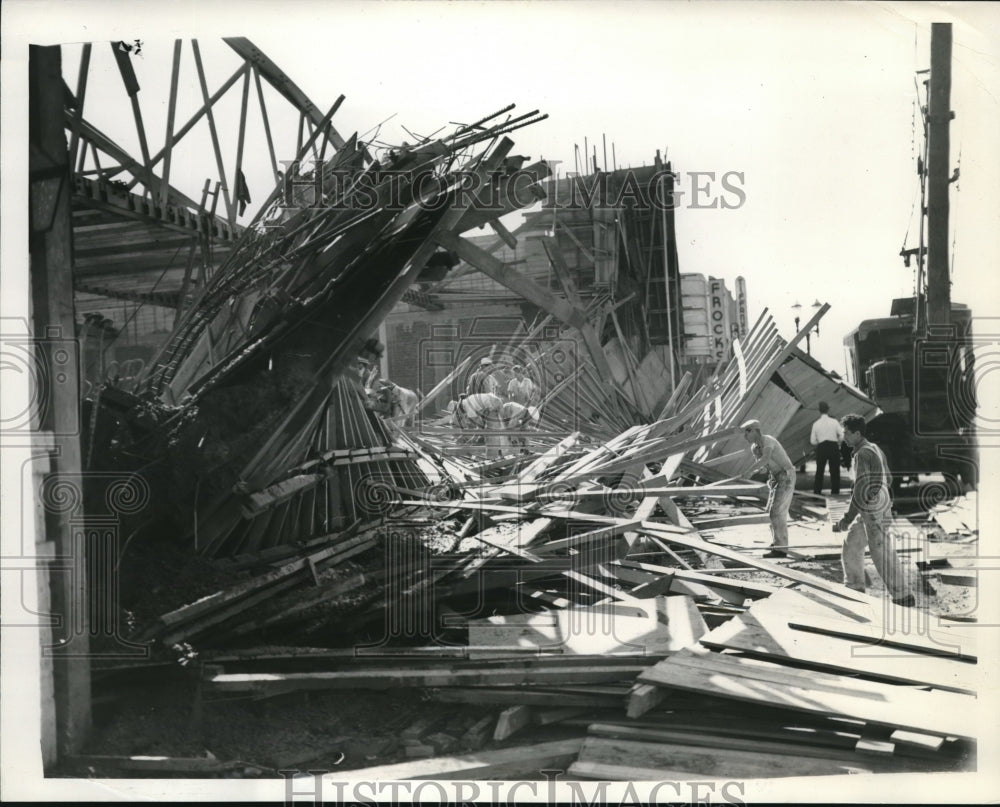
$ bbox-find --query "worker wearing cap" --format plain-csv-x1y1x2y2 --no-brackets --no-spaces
833,414,915,606
506,364,538,407
466,356,501,397
741,419,796,558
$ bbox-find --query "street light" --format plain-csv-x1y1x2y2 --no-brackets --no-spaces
792,300,822,355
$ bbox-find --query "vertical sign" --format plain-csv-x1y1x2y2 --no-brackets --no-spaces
735,276,748,338
709,277,731,361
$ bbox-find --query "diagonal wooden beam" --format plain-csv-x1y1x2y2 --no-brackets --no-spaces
224,37,367,163
68,44,91,174
434,230,585,328
436,230,615,380
68,115,203,212
159,39,183,208
118,60,248,188
232,66,251,224
252,66,280,183
191,39,235,225
728,303,830,428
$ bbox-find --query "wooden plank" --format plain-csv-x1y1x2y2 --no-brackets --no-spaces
585,723,918,768
150,538,363,631
68,755,265,774
627,683,666,718
787,613,977,661
209,662,651,694
567,737,891,781
531,483,767,502
690,513,771,530
423,688,621,708
529,519,653,556
489,218,518,249
617,561,778,599
561,426,743,482
466,598,685,658
398,499,632,526
337,738,583,781
656,594,709,649
891,729,946,753
639,648,977,738
435,230,585,328
635,522,866,602
700,589,978,692
493,706,533,740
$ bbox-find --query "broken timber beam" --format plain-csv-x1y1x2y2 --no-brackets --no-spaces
435,230,615,380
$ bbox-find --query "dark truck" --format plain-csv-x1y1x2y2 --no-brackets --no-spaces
843,296,978,494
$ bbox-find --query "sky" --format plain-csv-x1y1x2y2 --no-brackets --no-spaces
4,1,999,376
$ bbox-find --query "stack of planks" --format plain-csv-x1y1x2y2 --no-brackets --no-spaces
572,584,978,780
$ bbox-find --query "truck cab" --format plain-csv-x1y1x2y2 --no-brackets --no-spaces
843,297,977,491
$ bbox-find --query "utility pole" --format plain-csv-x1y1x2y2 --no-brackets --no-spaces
925,22,952,327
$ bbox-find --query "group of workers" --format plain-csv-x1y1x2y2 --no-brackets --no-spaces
452,357,542,452
357,345,913,606
742,403,916,608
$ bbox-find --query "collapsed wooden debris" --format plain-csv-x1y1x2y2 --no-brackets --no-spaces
79,99,977,782
111,399,977,779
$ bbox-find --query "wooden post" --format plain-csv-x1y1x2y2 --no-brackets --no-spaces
29,44,92,758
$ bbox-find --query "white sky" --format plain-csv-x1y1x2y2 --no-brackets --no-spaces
2,3,1000,803
4,1,999,374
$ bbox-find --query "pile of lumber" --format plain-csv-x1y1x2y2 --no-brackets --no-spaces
112,409,978,779
91,108,553,558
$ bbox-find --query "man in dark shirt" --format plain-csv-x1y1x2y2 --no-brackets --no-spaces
833,414,915,606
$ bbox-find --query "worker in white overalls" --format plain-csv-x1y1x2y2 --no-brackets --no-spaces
742,419,796,558
833,413,915,606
